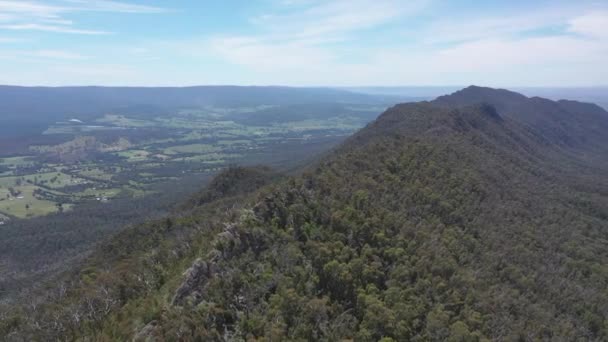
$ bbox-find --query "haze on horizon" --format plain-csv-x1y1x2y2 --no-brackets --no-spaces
0,0,606,87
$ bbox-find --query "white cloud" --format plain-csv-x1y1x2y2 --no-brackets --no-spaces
51,63,138,79
204,0,430,73
0,1,605,86
568,11,608,39
0,0,165,35
0,48,88,60
0,36,21,43
254,0,428,39
208,36,334,72
429,36,605,72
420,8,574,45
0,62,141,85
0,23,109,35
197,3,608,87
32,49,88,60
0,1,65,20
64,0,167,14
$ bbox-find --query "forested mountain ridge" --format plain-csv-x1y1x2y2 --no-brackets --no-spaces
180,166,280,210
434,85,608,151
2,88,608,341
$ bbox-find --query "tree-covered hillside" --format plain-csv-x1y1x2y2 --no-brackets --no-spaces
2,88,608,341
435,86,608,152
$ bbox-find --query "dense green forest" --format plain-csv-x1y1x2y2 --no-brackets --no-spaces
0,89,389,305
2,87,608,341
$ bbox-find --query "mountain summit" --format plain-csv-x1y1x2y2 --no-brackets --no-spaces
4,87,608,341
434,85,608,150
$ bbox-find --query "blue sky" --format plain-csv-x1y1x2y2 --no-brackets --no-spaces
0,0,606,86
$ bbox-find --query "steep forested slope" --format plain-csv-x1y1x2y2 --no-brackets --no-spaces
435,86,608,152
3,88,608,341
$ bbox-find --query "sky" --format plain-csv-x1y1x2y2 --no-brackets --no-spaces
0,0,606,87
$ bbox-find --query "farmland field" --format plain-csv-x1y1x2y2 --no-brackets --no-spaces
0,102,384,219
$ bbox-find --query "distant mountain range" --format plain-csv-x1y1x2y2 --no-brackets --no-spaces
3,86,608,341
0,85,387,137
345,85,608,110
2,84,605,138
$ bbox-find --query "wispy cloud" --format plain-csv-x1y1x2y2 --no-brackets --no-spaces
419,8,575,45
0,0,605,86
0,36,21,43
0,0,166,35
568,10,608,39
64,0,167,14
0,23,109,35
0,61,141,85
196,1,608,86
0,48,88,62
0,1,64,17
31,49,88,60
252,0,427,39
205,0,429,72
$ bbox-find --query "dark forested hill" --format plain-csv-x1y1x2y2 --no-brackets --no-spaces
3,87,608,341
434,85,608,151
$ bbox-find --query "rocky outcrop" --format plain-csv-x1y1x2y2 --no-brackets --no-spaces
132,320,159,342
171,223,244,307
171,258,215,306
